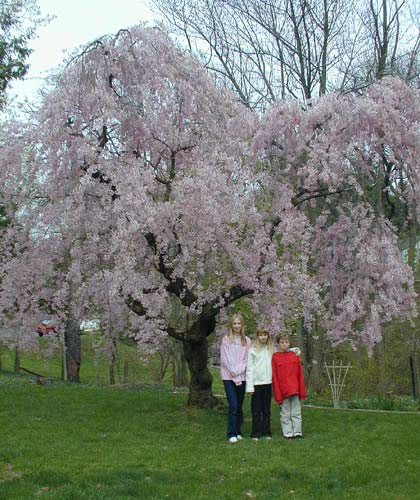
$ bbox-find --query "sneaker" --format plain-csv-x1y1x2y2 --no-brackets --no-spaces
252,437,259,442
228,436,238,443
236,435,243,441
263,436,272,440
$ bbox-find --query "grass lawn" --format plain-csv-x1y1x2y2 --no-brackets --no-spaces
1,374,419,499
0,336,166,387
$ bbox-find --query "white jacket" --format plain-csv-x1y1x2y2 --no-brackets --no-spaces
246,345,273,393
246,345,302,393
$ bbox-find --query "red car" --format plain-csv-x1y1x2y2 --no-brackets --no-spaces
36,320,58,337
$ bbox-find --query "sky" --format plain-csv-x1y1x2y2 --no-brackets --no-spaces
10,0,158,102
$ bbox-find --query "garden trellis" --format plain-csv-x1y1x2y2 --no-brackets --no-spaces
324,361,352,409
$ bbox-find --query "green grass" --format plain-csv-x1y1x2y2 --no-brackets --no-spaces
0,336,173,387
1,373,420,499
305,389,420,412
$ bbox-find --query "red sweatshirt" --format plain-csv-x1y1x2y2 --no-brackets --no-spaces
271,351,307,404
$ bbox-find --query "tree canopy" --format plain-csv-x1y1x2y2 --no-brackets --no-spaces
1,27,419,405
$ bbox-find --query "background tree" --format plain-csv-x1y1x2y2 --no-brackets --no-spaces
151,0,420,108
0,0,44,105
339,0,420,90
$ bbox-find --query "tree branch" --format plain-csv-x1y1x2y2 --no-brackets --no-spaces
291,187,352,206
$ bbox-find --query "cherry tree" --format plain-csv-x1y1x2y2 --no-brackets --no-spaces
255,76,420,355
0,27,315,404
0,120,59,372
1,26,419,406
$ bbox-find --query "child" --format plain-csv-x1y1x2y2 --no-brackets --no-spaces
246,328,274,440
246,329,302,441
220,313,251,443
272,333,307,439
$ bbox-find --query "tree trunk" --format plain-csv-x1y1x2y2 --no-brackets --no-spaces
156,352,170,383
14,346,20,372
64,317,81,382
173,338,189,387
374,339,387,393
183,337,216,408
310,324,325,392
109,352,116,385
127,276,252,407
109,338,117,385
61,338,67,381
297,316,309,379
123,360,129,384
301,315,328,392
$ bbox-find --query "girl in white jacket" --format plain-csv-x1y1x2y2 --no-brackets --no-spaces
246,328,274,440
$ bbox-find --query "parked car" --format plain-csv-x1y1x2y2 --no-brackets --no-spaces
80,319,100,333
36,320,58,337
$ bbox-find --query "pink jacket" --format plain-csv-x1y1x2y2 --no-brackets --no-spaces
220,335,251,386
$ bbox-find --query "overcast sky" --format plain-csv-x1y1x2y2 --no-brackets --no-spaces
10,0,158,102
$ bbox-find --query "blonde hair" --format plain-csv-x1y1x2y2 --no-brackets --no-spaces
252,328,274,352
227,313,247,346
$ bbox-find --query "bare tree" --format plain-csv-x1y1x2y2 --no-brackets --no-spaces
152,0,357,107
152,0,420,107
339,0,420,91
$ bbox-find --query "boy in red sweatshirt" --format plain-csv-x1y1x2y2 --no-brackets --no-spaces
272,333,307,439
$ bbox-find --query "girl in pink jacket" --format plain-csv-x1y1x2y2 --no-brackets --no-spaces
220,313,251,443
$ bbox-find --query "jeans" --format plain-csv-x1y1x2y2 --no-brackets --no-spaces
223,380,246,439
251,384,272,438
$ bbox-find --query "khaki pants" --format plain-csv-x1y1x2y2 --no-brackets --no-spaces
280,394,302,438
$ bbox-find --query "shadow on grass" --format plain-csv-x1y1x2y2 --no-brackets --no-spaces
1,468,168,499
